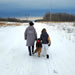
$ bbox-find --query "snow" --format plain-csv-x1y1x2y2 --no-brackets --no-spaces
0,22,75,75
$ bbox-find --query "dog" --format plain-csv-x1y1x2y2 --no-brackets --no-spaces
34,38,42,57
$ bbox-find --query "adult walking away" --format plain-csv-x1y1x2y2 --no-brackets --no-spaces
24,22,37,56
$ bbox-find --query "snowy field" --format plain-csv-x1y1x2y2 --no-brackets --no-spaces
0,22,75,75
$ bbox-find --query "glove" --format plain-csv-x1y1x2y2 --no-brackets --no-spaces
35,38,37,41
48,44,50,46
25,37,27,40
48,43,51,46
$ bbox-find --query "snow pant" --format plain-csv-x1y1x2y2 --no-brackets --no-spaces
28,46,34,55
41,44,49,56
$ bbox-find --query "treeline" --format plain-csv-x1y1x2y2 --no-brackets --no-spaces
0,18,30,22
0,13,75,22
43,13,75,22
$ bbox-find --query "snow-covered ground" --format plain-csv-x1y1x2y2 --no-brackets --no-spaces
0,22,75,75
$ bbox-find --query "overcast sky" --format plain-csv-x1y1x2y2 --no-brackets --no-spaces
0,0,75,10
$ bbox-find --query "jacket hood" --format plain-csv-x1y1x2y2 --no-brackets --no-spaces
28,26,34,30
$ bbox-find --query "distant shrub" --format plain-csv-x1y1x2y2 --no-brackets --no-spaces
43,13,75,22
0,17,30,23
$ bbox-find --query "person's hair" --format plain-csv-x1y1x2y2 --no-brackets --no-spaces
29,21,34,26
41,28,46,33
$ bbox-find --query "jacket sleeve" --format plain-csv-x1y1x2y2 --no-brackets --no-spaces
24,28,27,40
40,34,42,40
48,36,51,44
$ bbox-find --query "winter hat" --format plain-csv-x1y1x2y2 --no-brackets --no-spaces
41,28,46,33
29,21,34,26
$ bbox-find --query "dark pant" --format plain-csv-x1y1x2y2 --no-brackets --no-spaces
28,46,34,55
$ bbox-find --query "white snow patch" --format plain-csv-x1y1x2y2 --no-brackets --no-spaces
0,22,75,75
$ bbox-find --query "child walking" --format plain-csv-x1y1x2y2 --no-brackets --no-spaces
40,28,51,59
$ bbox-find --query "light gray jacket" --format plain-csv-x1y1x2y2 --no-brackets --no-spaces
24,26,37,46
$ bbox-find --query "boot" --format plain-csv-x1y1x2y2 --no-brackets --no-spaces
46,54,49,59
29,50,31,56
32,46,34,54
29,53,31,56
28,46,31,56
